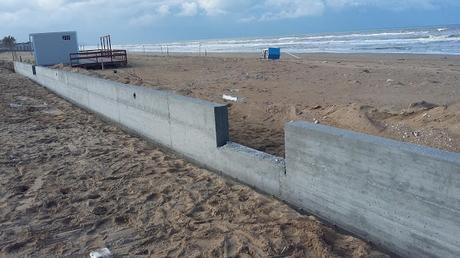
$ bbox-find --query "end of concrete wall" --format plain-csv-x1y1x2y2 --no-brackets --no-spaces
214,106,229,147
14,62,35,79
284,121,460,258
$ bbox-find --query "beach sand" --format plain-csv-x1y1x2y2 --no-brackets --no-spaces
0,62,389,257
36,52,460,156
2,51,459,257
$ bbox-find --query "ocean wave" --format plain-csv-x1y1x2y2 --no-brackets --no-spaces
111,25,460,55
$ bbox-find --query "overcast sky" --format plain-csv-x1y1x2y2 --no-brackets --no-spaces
1,0,459,44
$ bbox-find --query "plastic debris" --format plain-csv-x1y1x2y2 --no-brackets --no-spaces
90,247,112,258
222,94,238,102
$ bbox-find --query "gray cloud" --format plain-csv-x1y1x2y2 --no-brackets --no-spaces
0,0,458,41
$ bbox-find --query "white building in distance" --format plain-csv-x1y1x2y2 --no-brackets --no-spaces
30,31,78,66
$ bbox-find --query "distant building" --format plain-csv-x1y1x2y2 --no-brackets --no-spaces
14,42,33,52
30,31,78,66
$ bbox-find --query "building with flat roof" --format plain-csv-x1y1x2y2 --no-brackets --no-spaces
30,31,78,66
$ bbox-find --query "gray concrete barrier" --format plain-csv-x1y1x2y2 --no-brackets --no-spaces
14,61,460,257
284,121,460,258
13,62,35,78
13,62,284,199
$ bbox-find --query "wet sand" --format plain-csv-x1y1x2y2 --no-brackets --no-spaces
0,62,389,257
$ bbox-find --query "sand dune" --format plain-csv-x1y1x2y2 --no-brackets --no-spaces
0,63,389,257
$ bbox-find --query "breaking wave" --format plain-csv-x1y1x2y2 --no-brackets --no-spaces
111,25,460,55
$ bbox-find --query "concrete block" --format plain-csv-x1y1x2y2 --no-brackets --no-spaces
36,67,89,108
13,62,34,79
284,121,460,258
117,86,171,147
214,142,285,197
168,94,228,161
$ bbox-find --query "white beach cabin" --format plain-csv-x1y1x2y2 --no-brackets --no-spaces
30,31,78,66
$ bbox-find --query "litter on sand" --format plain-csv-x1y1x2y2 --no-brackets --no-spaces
89,248,112,258
223,94,239,102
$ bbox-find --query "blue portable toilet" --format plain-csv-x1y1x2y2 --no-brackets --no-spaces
268,48,280,60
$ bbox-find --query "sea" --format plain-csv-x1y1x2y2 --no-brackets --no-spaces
112,25,460,55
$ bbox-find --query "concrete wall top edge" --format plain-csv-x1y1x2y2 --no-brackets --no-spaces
168,92,227,108
33,64,227,109
15,62,228,110
220,142,285,166
14,62,32,69
286,121,460,165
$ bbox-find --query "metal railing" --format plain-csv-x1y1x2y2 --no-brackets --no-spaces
69,49,127,68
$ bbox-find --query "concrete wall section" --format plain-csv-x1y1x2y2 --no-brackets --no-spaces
168,94,226,159
284,121,460,258
13,61,283,198
27,64,228,155
13,62,34,79
214,143,284,196
117,85,172,148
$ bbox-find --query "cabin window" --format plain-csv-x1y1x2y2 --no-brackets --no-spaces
62,35,71,41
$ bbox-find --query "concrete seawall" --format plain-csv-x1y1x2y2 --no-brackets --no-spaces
13,62,285,198
284,121,460,257
14,62,460,257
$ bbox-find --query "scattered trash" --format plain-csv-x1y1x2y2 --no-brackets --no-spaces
386,79,394,83
280,246,287,254
285,52,301,59
409,101,438,110
314,119,320,124
312,105,322,110
412,131,421,137
362,69,370,73
9,103,22,108
222,94,239,102
90,248,112,258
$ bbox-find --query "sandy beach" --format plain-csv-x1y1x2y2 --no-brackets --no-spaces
2,0,459,254
1,50,459,257
36,52,460,156
0,61,391,257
